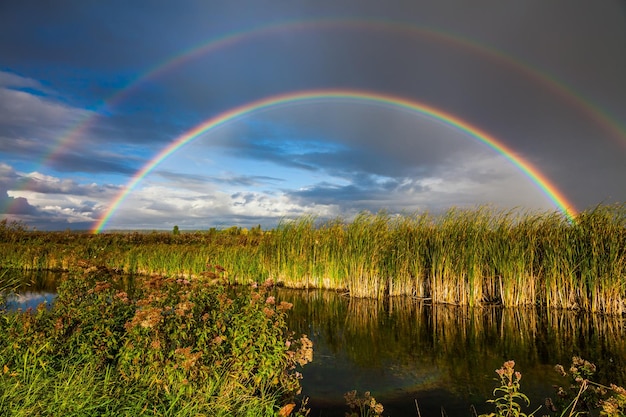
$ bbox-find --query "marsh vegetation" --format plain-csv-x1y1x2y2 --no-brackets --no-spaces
2,204,625,313
1,204,626,415
0,269,313,416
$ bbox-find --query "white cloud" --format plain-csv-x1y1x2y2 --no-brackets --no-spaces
0,87,91,128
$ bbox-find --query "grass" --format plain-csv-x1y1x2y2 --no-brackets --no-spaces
1,203,625,313
0,268,312,416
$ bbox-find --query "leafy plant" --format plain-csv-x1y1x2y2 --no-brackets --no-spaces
480,360,540,417
551,357,626,417
0,267,313,416
344,390,385,417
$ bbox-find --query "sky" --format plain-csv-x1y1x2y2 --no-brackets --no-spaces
1,0,625,231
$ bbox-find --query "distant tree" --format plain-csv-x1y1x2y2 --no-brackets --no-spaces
172,225,180,235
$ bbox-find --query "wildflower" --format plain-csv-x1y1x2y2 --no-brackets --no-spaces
115,291,129,303
278,301,293,311
295,335,314,366
93,281,111,292
265,296,275,304
555,364,567,377
212,335,225,345
545,398,557,412
175,301,194,317
174,347,202,371
278,403,295,417
54,317,64,331
126,307,162,329
344,390,358,408
611,384,626,395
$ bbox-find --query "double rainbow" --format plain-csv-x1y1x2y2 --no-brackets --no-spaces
91,89,578,233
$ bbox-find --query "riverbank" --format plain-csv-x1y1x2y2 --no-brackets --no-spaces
1,204,625,313
0,269,312,416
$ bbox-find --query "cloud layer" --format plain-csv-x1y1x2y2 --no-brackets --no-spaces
1,1,625,230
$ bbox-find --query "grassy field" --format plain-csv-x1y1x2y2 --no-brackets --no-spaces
1,203,625,313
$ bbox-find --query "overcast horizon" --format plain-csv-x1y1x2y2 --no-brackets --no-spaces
1,1,625,231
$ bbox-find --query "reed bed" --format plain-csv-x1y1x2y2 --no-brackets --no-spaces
1,204,625,313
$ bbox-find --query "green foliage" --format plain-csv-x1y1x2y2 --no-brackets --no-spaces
551,357,626,417
0,269,312,416
172,225,180,235
480,361,540,417
478,357,626,417
1,203,625,312
343,390,385,417
0,269,21,308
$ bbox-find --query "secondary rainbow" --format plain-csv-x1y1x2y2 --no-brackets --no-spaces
92,89,578,233
44,18,626,172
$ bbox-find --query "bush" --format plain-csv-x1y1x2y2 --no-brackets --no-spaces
0,269,312,416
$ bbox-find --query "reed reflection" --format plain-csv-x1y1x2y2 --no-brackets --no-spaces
278,289,626,415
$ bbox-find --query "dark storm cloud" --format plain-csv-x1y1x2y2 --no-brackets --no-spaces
1,0,624,229
0,163,118,198
0,82,154,176
0,87,90,129
206,104,491,183
45,152,138,175
285,179,410,206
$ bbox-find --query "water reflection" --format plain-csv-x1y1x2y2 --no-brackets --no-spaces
276,289,626,416
3,271,625,416
1,269,62,311
4,292,57,311
1,269,63,293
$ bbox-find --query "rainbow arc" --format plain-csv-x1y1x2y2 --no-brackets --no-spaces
92,89,578,233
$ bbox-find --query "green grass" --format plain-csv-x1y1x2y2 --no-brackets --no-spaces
1,204,625,313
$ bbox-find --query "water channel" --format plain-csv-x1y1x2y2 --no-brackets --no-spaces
4,270,626,416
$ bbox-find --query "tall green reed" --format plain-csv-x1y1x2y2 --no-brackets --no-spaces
1,204,624,313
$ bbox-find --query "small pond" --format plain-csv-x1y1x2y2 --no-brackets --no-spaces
3,270,626,416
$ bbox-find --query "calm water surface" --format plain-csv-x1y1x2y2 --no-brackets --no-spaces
4,271,626,416
277,289,626,416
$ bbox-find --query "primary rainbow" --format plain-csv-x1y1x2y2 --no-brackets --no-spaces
91,89,578,233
